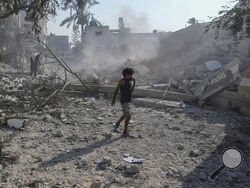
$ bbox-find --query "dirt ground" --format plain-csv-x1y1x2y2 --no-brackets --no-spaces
0,94,250,188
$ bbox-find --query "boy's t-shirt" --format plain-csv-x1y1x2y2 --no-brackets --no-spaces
120,78,132,104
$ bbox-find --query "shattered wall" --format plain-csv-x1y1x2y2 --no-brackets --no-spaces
142,23,249,83
78,24,162,77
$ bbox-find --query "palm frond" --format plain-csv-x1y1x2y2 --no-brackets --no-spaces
60,13,77,27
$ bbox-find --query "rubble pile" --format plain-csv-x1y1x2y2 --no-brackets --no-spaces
0,95,249,187
132,24,248,95
0,63,68,125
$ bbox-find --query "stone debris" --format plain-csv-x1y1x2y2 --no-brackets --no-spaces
194,58,240,101
123,157,144,163
90,182,101,188
7,119,25,129
133,98,181,109
77,159,88,169
55,130,63,137
0,95,248,187
97,157,112,170
204,60,222,71
199,172,207,181
0,164,3,172
125,165,139,174
189,150,200,157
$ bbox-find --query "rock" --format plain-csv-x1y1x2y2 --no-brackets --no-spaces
163,183,169,188
184,129,193,134
189,150,200,157
177,145,184,150
97,117,103,121
56,130,63,137
115,164,125,171
34,182,48,188
0,164,3,172
204,60,221,71
169,167,178,175
98,157,112,170
7,119,25,129
100,157,112,165
199,172,207,181
77,159,88,169
90,182,101,188
125,165,139,174
99,163,109,170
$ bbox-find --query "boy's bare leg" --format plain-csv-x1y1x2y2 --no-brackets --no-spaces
123,117,130,134
116,114,126,126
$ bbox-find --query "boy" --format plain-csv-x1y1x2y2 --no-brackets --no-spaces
111,67,136,137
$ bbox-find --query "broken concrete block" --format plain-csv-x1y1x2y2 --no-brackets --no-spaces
218,45,230,52
194,58,240,101
152,84,168,90
204,60,222,71
125,165,139,174
238,63,250,99
195,64,207,73
7,119,25,129
90,182,101,188
133,98,181,109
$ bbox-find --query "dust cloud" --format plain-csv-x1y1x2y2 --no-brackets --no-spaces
119,6,151,33
75,7,160,77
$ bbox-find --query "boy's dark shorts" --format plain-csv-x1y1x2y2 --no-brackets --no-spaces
121,103,131,118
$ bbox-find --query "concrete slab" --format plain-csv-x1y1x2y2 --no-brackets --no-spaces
133,98,181,109
209,91,250,117
194,58,240,101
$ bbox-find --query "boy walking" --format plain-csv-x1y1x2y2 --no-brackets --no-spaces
111,67,136,137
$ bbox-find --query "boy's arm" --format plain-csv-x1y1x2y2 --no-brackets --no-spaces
131,78,136,92
111,79,123,105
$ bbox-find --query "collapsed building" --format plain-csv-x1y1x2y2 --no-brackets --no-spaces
83,18,167,60
47,33,70,56
0,11,47,72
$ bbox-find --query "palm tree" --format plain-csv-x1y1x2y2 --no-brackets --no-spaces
60,0,99,43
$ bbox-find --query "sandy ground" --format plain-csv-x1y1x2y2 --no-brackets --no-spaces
0,95,250,188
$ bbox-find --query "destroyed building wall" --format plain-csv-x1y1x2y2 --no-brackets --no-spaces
82,24,162,75
142,23,250,83
238,63,250,98
18,11,48,72
84,24,161,59
47,33,69,55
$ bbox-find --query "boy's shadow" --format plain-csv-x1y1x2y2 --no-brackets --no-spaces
39,134,122,168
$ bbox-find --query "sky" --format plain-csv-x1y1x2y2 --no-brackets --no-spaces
47,0,232,42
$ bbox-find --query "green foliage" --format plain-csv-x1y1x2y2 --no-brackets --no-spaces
206,0,250,41
60,0,99,42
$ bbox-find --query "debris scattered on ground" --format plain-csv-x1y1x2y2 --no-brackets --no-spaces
125,165,139,174
7,119,25,129
123,157,144,163
194,58,240,101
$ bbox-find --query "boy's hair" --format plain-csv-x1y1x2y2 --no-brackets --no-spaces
122,67,135,77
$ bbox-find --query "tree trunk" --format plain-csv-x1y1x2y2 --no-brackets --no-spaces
81,24,84,44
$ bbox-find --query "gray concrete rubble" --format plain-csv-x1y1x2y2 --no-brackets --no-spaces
0,84,250,187
7,119,25,129
133,98,181,109
194,58,240,101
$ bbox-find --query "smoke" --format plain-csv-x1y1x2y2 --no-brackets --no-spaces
74,14,160,77
119,6,151,33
